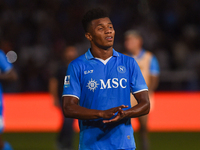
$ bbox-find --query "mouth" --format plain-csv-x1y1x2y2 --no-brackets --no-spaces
105,36,113,41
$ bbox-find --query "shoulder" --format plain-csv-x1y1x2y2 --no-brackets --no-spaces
143,50,159,64
0,50,6,58
67,54,87,73
70,54,86,66
118,52,135,61
0,50,8,63
143,50,153,59
144,50,159,65
118,52,137,66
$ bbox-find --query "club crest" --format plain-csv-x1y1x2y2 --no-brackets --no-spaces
117,66,126,73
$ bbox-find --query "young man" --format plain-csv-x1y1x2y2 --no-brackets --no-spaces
124,30,160,150
49,46,78,150
0,49,18,150
62,8,150,150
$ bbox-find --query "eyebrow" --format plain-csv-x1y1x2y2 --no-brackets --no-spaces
97,22,113,27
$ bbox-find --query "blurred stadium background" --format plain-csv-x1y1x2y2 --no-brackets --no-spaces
0,0,200,150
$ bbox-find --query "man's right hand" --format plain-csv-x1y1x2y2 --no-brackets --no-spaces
99,105,128,119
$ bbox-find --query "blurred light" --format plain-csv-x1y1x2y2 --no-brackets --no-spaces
6,51,17,63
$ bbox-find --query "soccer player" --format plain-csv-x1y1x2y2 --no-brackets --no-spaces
62,8,150,150
124,30,160,150
0,49,18,150
49,46,78,150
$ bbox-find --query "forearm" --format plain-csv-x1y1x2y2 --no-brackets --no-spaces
149,75,159,92
125,91,150,118
63,102,102,120
124,101,150,118
49,78,59,100
0,73,11,81
0,69,17,82
63,96,128,121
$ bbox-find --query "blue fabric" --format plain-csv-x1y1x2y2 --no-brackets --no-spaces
63,48,148,150
0,50,12,73
118,148,135,150
3,142,13,150
150,55,160,75
0,50,12,132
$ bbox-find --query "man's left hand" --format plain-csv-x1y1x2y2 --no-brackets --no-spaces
103,107,126,123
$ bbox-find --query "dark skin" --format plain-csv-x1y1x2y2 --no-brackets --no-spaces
0,69,18,82
63,17,150,123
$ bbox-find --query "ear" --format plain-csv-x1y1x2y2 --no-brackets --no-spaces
85,32,93,41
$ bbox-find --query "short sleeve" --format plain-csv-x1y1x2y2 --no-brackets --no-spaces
62,63,81,99
131,60,148,94
0,50,12,73
150,56,160,75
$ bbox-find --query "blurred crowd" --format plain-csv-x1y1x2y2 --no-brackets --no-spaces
0,0,200,92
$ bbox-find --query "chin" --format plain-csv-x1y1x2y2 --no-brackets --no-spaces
102,45,113,50
105,43,114,48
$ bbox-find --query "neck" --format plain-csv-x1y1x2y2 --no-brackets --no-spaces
90,43,113,60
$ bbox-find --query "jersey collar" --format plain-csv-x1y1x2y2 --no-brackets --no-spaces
85,48,119,60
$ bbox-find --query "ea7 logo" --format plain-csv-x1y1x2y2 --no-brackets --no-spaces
100,78,127,89
64,75,70,87
84,70,93,74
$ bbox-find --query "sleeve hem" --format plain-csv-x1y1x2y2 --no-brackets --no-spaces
62,94,79,100
133,89,148,94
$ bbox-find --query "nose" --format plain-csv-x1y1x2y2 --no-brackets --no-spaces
105,27,112,34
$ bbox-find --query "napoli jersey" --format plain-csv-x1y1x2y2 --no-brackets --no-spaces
63,49,148,150
0,50,12,132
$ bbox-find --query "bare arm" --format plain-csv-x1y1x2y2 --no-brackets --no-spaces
103,91,150,123
148,75,159,94
49,77,60,107
124,91,150,117
62,96,128,120
0,68,18,82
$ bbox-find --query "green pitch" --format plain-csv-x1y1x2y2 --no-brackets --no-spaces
2,132,200,150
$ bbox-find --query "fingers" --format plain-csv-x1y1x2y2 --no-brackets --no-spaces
103,120,112,123
113,105,128,112
119,105,129,108
103,115,120,123
103,105,128,119
103,110,124,123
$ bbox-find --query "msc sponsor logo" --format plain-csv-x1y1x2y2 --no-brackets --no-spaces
87,78,99,92
87,78,127,91
64,75,70,87
100,78,127,89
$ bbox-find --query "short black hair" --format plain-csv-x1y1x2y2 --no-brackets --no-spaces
82,8,109,33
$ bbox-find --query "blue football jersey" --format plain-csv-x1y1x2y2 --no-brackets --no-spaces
0,50,12,132
0,50,12,111
63,49,148,150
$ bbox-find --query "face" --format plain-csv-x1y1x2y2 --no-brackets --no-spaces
124,35,142,54
86,17,115,49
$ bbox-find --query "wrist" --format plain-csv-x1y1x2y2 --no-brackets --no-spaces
97,110,104,118
123,110,129,118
